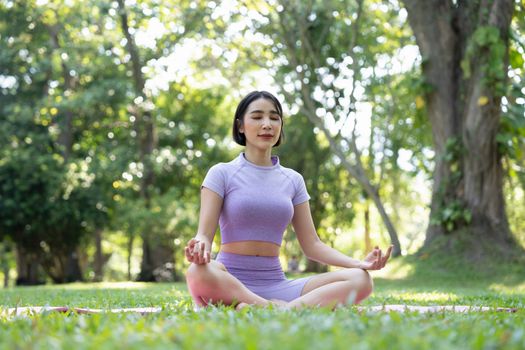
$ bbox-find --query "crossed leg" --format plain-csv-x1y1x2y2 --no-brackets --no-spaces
288,268,373,309
187,261,373,310
186,260,271,307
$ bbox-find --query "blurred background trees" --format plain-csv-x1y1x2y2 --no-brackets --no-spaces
0,0,523,285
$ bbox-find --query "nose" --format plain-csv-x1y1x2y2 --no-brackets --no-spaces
262,117,272,128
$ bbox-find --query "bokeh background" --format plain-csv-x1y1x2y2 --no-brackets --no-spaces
0,0,524,286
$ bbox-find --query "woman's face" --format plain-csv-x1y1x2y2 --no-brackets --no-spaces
239,98,282,151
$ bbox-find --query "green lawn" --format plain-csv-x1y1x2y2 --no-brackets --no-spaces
1,258,524,349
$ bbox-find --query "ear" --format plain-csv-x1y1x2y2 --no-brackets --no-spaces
237,119,244,133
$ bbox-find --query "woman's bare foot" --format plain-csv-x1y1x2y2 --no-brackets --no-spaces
235,302,250,311
234,299,289,311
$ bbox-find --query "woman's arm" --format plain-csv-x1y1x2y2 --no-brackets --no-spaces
292,201,391,270
184,188,223,265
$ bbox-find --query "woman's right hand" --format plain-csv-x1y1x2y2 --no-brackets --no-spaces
185,238,211,265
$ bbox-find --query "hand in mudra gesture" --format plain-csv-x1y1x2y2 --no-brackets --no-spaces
359,245,393,270
184,238,211,265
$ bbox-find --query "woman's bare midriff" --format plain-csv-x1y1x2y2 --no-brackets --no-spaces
220,241,280,257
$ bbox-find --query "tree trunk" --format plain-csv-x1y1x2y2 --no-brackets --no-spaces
402,0,518,253
38,247,84,284
15,245,44,285
139,238,176,281
48,23,84,281
364,201,371,253
117,0,174,281
1,242,10,288
93,228,104,282
139,239,154,282
3,265,8,288
127,234,134,281
65,250,84,282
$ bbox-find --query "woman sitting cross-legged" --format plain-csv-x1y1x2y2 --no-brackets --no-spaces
185,90,392,309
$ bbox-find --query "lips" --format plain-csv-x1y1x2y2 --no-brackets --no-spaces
258,134,274,138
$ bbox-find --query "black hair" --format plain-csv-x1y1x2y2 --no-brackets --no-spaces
232,90,285,147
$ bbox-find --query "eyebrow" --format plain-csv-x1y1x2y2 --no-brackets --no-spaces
249,109,280,114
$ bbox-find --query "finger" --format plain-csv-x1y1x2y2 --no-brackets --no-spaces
198,248,205,264
382,246,393,266
385,245,393,258
187,240,197,254
192,250,200,262
198,243,205,261
196,244,205,263
185,247,194,262
201,251,209,265
206,251,211,263
192,242,201,255
381,246,392,265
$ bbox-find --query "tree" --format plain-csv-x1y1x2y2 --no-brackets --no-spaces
0,0,126,283
115,0,164,281
250,0,404,255
280,112,359,272
113,0,228,281
401,0,522,253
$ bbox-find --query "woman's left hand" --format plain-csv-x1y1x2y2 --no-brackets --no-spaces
359,245,393,270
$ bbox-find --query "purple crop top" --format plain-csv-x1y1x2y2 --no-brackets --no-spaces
201,152,310,246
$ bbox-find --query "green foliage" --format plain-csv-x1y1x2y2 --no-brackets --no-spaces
499,13,525,169
0,0,237,282
498,106,525,160
2,0,525,285
461,26,508,95
279,113,358,249
430,200,472,232
0,112,111,282
429,138,472,232
0,0,128,282
500,7,525,247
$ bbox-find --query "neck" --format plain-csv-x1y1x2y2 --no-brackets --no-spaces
244,147,273,166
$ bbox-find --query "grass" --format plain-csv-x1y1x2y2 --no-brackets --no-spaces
1,256,524,350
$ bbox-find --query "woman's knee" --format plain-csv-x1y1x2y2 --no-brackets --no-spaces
186,261,227,290
186,263,214,291
344,268,373,298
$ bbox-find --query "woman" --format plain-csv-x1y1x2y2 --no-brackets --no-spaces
185,91,392,309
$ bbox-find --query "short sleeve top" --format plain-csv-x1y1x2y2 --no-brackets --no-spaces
201,152,310,246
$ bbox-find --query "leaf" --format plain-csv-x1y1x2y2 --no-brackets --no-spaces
415,96,425,109
509,47,524,70
478,96,489,106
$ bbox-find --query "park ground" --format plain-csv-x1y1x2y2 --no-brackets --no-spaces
1,255,524,350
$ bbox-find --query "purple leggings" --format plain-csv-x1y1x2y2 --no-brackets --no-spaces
216,251,312,302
